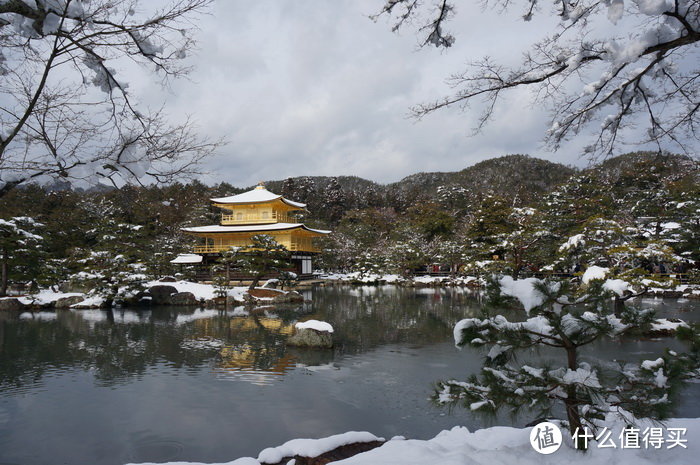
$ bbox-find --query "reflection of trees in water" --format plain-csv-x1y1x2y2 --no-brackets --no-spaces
310,285,483,356
0,306,315,390
0,309,215,389
0,287,485,390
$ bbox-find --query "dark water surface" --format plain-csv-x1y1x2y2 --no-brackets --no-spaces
0,286,698,465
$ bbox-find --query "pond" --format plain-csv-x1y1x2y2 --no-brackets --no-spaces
0,285,698,465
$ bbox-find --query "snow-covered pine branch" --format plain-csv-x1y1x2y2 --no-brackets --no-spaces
375,0,700,157
437,274,699,448
0,215,44,295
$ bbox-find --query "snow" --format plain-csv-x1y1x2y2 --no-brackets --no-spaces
71,295,105,309
660,222,681,230
211,186,306,208
320,272,480,287
634,0,673,16
582,266,609,284
560,366,602,388
41,12,60,34
145,280,247,302
650,319,689,332
454,315,555,346
295,320,334,333
130,417,700,465
558,233,585,252
499,276,546,314
170,254,203,264
486,344,509,360
182,223,331,235
14,290,83,306
521,365,544,378
469,400,491,411
607,0,624,24
653,369,668,388
641,358,664,371
256,431,382,463
453,319,474,345
82,54,120,93
603,279,630,296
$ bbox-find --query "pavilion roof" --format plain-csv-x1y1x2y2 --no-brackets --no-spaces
181,222,330,235
210,186,306,208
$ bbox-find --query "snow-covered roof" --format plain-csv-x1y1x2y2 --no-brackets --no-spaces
181,223,331,235
210,185,306,208
170,254,203,264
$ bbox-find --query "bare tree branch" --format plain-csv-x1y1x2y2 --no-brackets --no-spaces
0,0,220,196
375,0,700,158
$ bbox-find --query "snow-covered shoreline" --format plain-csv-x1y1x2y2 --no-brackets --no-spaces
126,417,699,465
318,272,700,298
318,271,481,287
0,279,300,311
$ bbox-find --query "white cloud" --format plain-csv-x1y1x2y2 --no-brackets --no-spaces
129,0,658,187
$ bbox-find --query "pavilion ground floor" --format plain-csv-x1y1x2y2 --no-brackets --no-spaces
177,251,318,283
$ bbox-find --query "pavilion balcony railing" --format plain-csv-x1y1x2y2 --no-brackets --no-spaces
289,242,320,253
193,243,320,254
193,245,230,254
220,211,290,225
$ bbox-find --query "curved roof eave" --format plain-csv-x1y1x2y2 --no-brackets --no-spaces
181,223,331,235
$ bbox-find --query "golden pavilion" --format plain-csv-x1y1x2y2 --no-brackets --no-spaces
175,183,330,277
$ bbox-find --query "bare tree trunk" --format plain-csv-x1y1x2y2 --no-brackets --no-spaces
249,273,262,291
565,344,585,449
614,296,625,316
1,247,8,297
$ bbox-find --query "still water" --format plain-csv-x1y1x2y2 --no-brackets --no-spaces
0,285,698,465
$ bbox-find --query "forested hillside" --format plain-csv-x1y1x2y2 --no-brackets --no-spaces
0,153,697,291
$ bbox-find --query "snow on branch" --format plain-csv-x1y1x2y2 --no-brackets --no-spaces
375,0,700,157
0,0,219,196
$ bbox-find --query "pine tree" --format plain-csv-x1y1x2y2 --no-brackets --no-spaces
321,177,347,224
0,217,44,295
437,275,699,449
234,235,291,290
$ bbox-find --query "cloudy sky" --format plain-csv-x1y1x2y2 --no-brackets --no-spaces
129,0,640,187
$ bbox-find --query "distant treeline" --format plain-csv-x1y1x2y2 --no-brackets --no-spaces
0,152,698,287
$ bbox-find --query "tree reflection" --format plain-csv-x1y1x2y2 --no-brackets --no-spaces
0,286,484,391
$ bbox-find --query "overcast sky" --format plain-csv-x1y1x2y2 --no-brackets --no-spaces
130,0,645,187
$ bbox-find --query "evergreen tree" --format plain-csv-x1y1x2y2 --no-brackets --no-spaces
437,276,699,449
0,217,44,295
234,235,291,290
321,177,347,224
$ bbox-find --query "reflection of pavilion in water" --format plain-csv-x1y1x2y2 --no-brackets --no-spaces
190,315,298,386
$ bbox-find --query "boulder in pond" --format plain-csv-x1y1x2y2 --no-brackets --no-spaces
0,298,26,311
55,295,85,308
147,285,178,305
170,291,198,306
287,320,334,349
273,291,304,303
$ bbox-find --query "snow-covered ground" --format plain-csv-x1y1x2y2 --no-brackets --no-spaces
319,272,480,286
127,417,699,465
317,271,700,297
7,289,83,306
0,280,254,309
144,280,249,301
